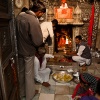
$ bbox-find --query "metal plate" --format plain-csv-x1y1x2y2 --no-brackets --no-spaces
52,71,73,83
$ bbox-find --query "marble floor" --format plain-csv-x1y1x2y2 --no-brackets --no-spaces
22,58,100,100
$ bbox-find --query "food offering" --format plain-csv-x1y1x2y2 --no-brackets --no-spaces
52,71,73,83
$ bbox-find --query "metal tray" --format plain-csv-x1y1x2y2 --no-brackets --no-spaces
52,71,73,83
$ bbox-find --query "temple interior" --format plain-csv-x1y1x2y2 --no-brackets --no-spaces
0,0,100,100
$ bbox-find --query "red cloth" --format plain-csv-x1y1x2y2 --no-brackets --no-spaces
61,0,66,3
72,84,89,98
88,4,95,47
35,53,43,68
58,37,66,47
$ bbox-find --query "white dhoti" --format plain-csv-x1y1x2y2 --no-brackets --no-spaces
34,54,54,83
72,56,91,66
39,68,51,82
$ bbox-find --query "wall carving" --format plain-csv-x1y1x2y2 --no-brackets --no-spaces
92,1,100,50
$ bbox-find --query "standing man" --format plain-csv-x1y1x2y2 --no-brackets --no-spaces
40,19,58,46
16,1,46,100
72,35,91,70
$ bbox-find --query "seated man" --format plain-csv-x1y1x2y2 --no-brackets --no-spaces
68,35,91,70
34,47,54,87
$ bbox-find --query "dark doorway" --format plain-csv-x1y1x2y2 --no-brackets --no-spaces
54,24,73,53
0,0,19,100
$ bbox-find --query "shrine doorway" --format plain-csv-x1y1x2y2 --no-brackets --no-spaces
54,24,73,53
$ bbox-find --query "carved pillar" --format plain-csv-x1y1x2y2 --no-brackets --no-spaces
92,1,100,50
72,27,80,50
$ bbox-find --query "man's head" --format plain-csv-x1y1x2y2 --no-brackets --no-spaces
21,7,28,12
51,19,58,31
38,47,46,57
30,1,46,18
75,35,82,45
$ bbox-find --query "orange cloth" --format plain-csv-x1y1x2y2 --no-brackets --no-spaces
61,0,66,3
54,8,73,19
58,37,66,47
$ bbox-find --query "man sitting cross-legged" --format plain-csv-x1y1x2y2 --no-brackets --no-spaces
34,47,54,87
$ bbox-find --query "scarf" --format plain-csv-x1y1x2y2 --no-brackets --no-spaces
35,53,43,68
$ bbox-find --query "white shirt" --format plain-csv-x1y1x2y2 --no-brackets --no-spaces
40,22,54,42
77,45,85,56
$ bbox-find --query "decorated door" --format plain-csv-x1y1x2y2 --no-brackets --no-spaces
0,0,19,100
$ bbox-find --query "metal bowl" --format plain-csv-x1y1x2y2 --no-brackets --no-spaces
73,72,80,84
52,71,73,83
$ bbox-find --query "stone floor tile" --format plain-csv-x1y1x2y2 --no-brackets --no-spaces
55,85,69,94
96,64,100,69
49,76,56,85
21,97,26,100
35,85,42,93
40,85,55,94
55,94,72,100
69,86,75,95
71,62,78,67
39,93,54,100
90,63,96,68
94,69,100,75
95,74,100,78
88,68,95,75
56,82,70,86
32,94,40,100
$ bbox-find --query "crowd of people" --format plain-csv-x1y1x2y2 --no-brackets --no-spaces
16,1,100,100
